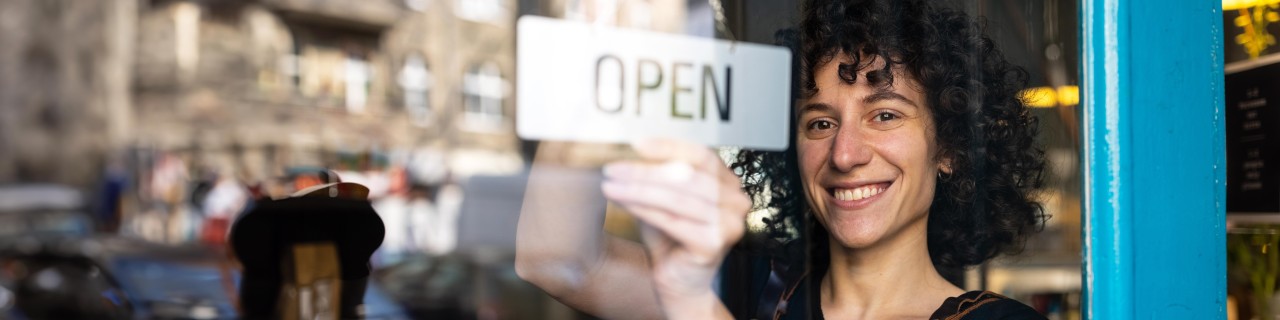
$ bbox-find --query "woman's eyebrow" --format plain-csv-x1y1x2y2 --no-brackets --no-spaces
797,102,835,115
863,89,919,108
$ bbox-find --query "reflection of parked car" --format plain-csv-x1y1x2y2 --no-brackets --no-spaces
0,236,136,319
374,252,584,320
374,253,475,319
0,235,409,319
0,235,236,319
96,237,240,319
0,184,92,237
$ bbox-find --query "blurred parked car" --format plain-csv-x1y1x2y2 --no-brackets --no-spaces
374,253,475,319
0,184,93,237
0,183,407,319
0,235,409,319
373,252,583,320
0,235,137,319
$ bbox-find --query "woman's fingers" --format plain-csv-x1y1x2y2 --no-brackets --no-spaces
612,201,727,262
630,138,748,192
603,160,752,221
603,161,718,205
603,161,697,185
601,179,719,225
602,139,753,249
601,179,749,255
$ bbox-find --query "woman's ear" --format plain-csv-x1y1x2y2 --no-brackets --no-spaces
938,157,953,175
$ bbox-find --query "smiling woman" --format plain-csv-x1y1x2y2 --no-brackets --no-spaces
796,57,942,251
731,0,1048,317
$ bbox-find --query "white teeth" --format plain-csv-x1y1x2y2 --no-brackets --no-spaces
835,185,884,201
837,189,852,201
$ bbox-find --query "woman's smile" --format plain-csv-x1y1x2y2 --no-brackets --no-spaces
826,180,894,210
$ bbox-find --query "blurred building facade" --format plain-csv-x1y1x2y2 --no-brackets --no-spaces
0,0,137,187
0,0,690,244
0,0,695,187
0,0,527,188
130,0,527,184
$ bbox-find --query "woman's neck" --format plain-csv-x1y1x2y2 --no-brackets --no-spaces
819,218,964,319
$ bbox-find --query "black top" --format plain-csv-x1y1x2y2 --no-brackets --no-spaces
928,291,1047,320
735,253,1045,320
799,282,1046,320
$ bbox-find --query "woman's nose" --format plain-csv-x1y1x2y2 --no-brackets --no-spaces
830,126,873,172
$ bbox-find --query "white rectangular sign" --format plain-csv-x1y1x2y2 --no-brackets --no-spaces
516,16,792,151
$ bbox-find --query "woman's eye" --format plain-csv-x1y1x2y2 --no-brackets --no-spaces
874,112,899,122
867,110,907,130
808,120,835,131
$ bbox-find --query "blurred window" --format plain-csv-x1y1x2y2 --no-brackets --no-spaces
280,53,300,90
462,62,506,131
283,20,379,111
399,54,432,126
456,0,510,24
298,46,342,104
173,2,201,76
405,0,429,12
345,54,370,113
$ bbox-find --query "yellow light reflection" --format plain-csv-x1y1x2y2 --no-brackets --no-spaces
1020,85,1079,108
1056,85,1079,107
1225,0,1280,10
1229,1,1280,58
1022,86,1057,108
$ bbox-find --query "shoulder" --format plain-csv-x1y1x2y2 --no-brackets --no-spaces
930,291,1046,320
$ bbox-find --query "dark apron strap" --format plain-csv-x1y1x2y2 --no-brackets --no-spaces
755,259,809,320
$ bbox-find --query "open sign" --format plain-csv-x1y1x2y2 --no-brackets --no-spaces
593,55,732,122
517,16,791,150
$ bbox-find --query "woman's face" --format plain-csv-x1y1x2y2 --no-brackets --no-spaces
796,55,942,249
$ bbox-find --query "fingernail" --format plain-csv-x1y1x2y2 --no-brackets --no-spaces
602,163,624,178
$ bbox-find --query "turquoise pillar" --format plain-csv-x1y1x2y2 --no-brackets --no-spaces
1080,0,1225,318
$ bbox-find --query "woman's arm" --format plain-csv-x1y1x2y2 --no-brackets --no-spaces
514,142,664,319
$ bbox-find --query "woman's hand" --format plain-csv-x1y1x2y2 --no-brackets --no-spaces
601,138,752,319
517,141,669,320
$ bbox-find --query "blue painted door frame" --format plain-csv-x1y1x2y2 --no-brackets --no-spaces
1080,0,1225,318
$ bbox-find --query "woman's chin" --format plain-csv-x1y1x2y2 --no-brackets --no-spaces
826,223,890,249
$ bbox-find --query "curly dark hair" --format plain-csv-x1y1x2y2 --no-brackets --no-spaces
731,0,1047,270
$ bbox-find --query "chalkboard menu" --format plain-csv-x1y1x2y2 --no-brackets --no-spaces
1227,59,1280,213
